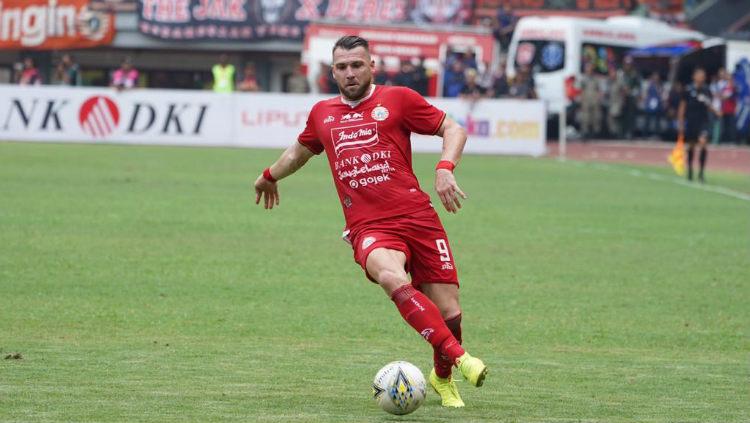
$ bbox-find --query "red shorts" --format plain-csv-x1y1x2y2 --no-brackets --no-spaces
347,207,459,287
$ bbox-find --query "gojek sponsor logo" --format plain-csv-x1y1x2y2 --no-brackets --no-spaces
333,150,394,190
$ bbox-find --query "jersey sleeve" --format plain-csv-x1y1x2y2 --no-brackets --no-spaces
401,88,446,136
297,106,324,155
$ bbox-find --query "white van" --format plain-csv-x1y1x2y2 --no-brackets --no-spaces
506,16,705,114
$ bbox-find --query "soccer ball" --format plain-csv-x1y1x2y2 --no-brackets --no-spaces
372,361,427,415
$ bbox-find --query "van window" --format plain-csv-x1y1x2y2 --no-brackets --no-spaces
581,43,631,75
514,40,565,73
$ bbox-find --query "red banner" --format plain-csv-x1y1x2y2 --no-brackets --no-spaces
0,0,115,50
138,0,474,41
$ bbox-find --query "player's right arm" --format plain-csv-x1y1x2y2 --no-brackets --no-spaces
254,142,316,210
255,104,324,210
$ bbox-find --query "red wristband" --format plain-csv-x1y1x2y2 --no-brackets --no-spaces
262,167,277,183
435,160,455,172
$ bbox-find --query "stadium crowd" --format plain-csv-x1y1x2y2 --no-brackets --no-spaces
568,59,748,145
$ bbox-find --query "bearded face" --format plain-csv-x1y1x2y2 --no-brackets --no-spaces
332,46,374,101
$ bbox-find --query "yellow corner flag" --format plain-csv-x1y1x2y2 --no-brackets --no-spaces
668,135,686,176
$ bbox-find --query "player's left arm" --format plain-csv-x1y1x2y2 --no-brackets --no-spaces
434,117,468,214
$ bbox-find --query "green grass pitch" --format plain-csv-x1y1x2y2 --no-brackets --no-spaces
0,142,748,422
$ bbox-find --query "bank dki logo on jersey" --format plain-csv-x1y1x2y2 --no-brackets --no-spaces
79,96,119,138
331,122,379,157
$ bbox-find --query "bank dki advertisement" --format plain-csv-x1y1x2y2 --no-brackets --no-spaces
0,85,545,156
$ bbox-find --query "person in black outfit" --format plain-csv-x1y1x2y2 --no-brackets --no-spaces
678,68,716,182
374,59,391,86
393,59,417,90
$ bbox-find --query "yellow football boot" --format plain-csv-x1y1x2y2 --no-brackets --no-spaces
429,368,465,408
456,353,488,387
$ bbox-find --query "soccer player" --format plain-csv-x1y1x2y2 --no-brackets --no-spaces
678,68,716,182
254,36,487,408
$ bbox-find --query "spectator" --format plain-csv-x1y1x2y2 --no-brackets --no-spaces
443,59,466,98
18,57,42,86
374,59,391,86
52,54,80,86
238,63,260,92
316,62,337,94
604,68,625,138
52,62,67,85
477,60,494,91
565,75,582,132
286,64,310,93
629,0,651,17
464,51,478,71
579,63,602,139
643,72,664,138
460,68,486,102
393,59,417,90
111,57,139,90
494,4,517,52
712,67,737,144
508,65,537,99
619,56,641,139
489,58,509,98
212,54,235,93
413,57,429,96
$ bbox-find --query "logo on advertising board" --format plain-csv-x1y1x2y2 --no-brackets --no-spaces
331,122,379,157
1,90,210,139
0,0,115,49
79,96,120,138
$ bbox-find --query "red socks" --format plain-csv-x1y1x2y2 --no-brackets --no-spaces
434,314,462,378
390,285,465,364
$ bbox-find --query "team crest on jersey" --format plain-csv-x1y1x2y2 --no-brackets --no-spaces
324,115,335,124
362,236,376,249
371,105,389,121
331,122,379,157
341,112,364,122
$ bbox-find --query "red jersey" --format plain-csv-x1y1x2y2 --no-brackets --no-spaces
298,85,446,230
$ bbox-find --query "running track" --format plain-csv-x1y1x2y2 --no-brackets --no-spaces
546,141,750,175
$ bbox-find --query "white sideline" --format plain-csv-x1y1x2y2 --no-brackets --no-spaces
564,160,750,203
